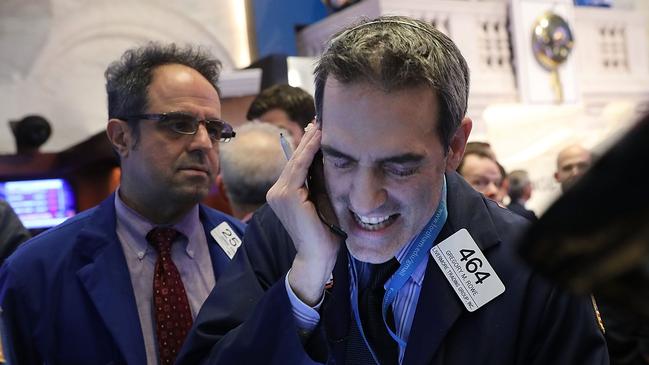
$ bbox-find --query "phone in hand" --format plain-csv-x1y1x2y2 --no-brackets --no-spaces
308,149,347,240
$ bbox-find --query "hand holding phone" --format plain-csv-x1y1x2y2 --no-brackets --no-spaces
307,149,347,239
268,123,344,305
279,130,345,239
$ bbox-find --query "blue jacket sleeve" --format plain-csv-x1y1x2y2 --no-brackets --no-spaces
177,205,324,365
0,261,42,365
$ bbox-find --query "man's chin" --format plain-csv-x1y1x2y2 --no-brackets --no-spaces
172,186,209,204
561,179,578,192
346,241,398,264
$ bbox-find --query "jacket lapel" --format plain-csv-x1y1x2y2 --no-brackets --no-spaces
75,195,146,365
402,223,463,364
199,206,233,280
403,172,503,363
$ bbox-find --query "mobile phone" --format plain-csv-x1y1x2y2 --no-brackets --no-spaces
307,149,347,240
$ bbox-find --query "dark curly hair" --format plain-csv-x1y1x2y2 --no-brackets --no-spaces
105,42,222,141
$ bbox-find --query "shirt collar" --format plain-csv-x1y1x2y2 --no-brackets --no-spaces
349,234,428,290
114,188,201,259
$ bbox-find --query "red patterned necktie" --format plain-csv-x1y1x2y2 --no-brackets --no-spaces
146,227,193,365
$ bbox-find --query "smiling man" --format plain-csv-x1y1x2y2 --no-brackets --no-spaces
178,17,608,365
0,43,245,365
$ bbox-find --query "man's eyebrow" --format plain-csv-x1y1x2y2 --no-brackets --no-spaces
321,145,355,160
377,153,425,165
321,145,425,164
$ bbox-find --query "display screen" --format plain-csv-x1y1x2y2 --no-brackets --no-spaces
0,178,76,229
574,0,611,7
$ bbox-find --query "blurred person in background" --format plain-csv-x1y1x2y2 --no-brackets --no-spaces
217,122,291,223
0,199,30,264
246,84,315,146
507,169,537,221
555,144,592,192
458,150,503,202
520,113,649,365
495,161,509,204
463,141,496,160
459,141,509,204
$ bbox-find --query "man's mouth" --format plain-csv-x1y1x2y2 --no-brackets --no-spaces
352,212,398,231
181,166,209,174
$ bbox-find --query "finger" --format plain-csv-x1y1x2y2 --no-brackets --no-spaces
284,129,321,190
291,122,318,159
304,121,315,133
272,126,320,192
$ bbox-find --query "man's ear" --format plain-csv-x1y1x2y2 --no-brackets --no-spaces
106,119,133,158
446,117,473,171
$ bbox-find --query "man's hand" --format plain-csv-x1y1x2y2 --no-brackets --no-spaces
267,124,341,306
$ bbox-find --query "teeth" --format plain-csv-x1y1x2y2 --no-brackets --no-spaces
352,213,395,231
356,214,390,225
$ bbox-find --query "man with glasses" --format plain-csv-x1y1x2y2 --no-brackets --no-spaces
0,43,244,365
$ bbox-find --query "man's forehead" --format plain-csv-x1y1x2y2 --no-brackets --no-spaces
147,64,220,107
464,154,497,168
558,152,591,167
319,77,442,157
320,79,438,124
558,146,591,162
259,108,293,124
323,77,434,97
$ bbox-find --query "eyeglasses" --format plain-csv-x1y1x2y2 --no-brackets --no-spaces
118,112,236,142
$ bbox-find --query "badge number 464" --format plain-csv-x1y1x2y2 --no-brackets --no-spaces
431,229,505,312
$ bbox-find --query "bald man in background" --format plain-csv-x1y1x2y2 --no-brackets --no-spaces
217,122,291,222
555,144,592,192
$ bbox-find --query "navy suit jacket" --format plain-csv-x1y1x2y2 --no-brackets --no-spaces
0,193,244,365
178,172,608,365
507,201,538,222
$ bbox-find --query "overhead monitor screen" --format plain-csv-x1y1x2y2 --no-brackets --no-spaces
0,178,76,229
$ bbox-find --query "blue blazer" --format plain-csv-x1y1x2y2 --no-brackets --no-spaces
177,171,608,365
506,201,538,222
0,193,245,365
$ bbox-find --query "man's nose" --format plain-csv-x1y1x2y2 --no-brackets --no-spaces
189,123,214,151
483,182,499,200
574,164,588,176
349,168,387,215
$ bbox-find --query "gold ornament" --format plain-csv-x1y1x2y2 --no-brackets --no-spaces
531,11,575,103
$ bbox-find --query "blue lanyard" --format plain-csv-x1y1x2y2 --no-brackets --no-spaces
348,176,448,362
382,176,448,348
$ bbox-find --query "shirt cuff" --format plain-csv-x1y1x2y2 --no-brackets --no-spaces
285,269,323,332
